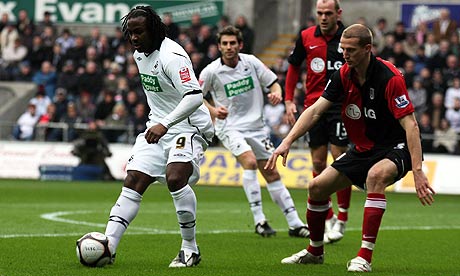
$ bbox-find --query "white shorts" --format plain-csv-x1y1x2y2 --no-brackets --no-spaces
125,132,207,185
216,129,274,160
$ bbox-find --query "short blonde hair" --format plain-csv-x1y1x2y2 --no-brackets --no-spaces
342,24,373,47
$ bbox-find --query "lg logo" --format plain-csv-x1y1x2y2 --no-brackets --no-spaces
345,105,376,120
364,107,376,119
345,104,361,119
327,61,343,70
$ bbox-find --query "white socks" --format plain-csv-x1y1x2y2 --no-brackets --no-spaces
267,180,304,228
105,187,142,254
171,185,198,253
242,170,266,225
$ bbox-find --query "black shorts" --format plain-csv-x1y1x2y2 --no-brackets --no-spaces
307,112,349,148
331,143,413,190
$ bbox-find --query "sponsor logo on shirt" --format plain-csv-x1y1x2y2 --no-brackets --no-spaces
310,57,325,73
140,73,163,92
345,104,361,119
224,76,255,97
394,95,409,108
179,67,192,83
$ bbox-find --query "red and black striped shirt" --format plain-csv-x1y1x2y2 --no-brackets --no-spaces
322,55,415,152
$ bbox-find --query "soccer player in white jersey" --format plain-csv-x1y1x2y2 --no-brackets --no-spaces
199,26,309,238
103,6,214,268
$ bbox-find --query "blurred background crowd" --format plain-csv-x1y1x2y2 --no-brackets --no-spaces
2,8,460,154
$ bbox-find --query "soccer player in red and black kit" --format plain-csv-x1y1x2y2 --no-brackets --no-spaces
266,24,435,272
284,0,350,243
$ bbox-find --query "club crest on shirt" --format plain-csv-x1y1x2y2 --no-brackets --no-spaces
394,95,409,108
179,67,192,83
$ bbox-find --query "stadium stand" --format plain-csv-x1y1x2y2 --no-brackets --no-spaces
1,5,460,154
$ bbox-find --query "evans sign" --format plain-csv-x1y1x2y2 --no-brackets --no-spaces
0,0,224,25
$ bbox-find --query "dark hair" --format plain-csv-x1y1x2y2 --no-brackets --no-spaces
217,25,243,44
120,5,166,51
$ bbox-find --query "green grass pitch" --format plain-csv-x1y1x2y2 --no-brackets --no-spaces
0,179,459,276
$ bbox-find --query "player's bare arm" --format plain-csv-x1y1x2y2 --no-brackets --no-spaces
267,82,283,105
265,97,332,170
204,99,229,120
203,99,217,121
399,113,435,205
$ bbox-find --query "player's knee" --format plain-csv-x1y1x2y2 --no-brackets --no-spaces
312,159,327,172
123,171,151,194
263,170,281,183
307,178,324,199
366,166,394,188
124,173,137,187
241,160,257,170
166,173,189,191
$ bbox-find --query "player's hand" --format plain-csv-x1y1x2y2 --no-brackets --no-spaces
145,123,168,144
285,101,297,125
413,169,435,206
267,91,282,105
264,139,292,170
215,106,229,120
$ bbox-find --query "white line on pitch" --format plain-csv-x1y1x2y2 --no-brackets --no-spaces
2,225,460,239
1,210,459,239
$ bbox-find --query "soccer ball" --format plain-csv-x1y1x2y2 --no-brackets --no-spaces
76,232,112,267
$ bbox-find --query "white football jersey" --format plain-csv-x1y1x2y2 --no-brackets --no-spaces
134,38,213,140
199,53,277,132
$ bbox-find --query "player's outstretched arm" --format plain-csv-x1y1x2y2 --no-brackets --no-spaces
399,113,435,205
265,97,332,170
265,139,292,170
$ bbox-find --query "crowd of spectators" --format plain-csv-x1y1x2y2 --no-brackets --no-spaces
2,8,460,155
2,10,254,144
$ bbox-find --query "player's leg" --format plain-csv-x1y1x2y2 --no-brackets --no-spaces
105,171,153,259
281,166,351,264
167,162,200,267
348,147,411,272
105,134,157,261
218,130,272,236
347,159,396,272
236,151,275,236
310,144,336,242
328,144,351,242
167,133,205,268
308,119,337,242
257,159,309,238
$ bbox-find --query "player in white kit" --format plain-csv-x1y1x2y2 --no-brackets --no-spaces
199,26,309,238
103,6,213,268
